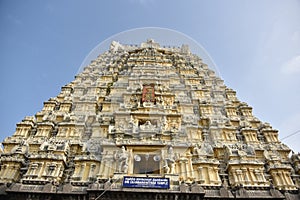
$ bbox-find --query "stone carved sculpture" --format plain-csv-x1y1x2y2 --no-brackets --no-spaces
194,142,213,159
42,111,56,122
129,95,139,109
114,146,129,173
164,146,176,174
140,121,156,131
0,39,299,199
11,140,29,154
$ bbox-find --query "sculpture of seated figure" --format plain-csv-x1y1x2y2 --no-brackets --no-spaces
140,121,155,131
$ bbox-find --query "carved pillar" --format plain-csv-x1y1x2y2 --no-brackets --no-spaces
83,164,90,181
272,172,280,186
104,160,112,178
180,160,187,180
10,166,18,180
242,167,250,185
38,163,44,178
187,154,194,179
284,171,293,185
73,164,80,178
0,165,7,178
236,169,244,184
128,149,133,174
98,161,104,178
207,167,213,184
7,165,13,180
79,164,85,179
99,155,114,179
253,169,261,183
89,164,96,180
248,168,256,184
198,167,204,183
5,166,12,179
260,168,267,182
214,167,221,183
47,164,55,177
276,172,283,186
278,171,286,186
232,170,238,185
56,164,62,178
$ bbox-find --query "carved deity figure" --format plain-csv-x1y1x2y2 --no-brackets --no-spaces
11,140,29,154
237,149,247,160
128,116,139,133
264,150,281,166
116,119,125,132
164,146,176,174
194,143,213,158
162,116,168,130
240,117,252,128
140,120,155,131
42,111,56,122
115,146,129,173
129,95,139,108
40,139,58,151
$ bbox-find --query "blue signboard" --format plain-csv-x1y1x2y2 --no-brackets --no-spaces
122,176,170,189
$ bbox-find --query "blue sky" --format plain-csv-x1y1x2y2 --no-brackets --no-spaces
0,0,300,152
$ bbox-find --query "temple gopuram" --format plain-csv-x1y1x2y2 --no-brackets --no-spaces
1,39,300,200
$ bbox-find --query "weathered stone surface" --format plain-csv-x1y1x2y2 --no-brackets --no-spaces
0,39,299,199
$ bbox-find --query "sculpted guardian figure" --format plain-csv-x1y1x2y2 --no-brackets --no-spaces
115,146,129,173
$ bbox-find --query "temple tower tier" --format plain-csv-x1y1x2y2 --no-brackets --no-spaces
0,39,299,200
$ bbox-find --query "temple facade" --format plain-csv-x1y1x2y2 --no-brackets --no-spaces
1,39,300,200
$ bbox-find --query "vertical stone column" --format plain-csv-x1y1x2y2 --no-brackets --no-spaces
127,149,133,174
104,160,112,178
242,167,250,185
79,164,85,179
248,168,256,184
47,164,54,177
232,170,238,185
283,171,293,186
187,154,194,179
273,133,279,142
83,163,90,181
251,133,256,142
213,167,221,184
207,167,213,184
38,163,44,178
260,168,267,182
179,160,187,180
0,165,7,178
89,163,96,180
236,169,244,184
73,163,80,178
197,167,204,183
98,161,104,178
11,165,19,180
278,171,285,186
272,172,280,186
254,168,266,184
6,166,13,179
54,164,61,178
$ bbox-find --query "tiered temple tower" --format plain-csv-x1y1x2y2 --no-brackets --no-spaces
1,39,300,200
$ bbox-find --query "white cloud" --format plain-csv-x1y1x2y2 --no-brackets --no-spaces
281,55,300,74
